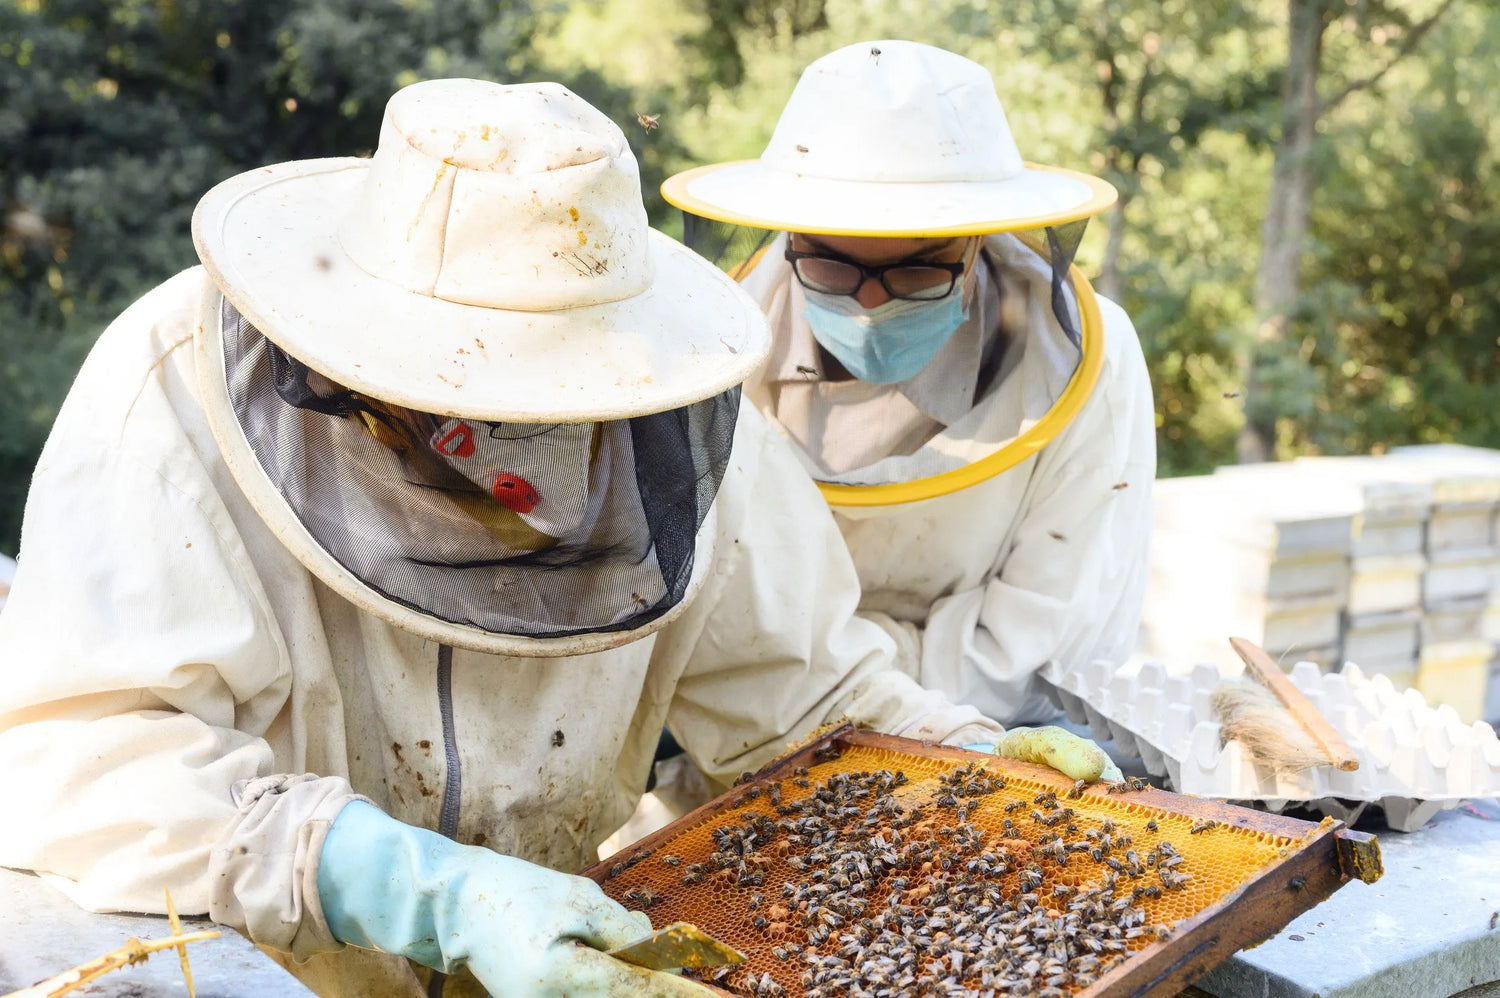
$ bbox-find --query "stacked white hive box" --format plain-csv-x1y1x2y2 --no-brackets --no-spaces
1141,448,1500,724
1288,456,1432,687
1142,470,1358,675
1389,445,1500,723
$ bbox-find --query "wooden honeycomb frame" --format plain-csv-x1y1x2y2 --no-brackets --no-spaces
585,726,1381,997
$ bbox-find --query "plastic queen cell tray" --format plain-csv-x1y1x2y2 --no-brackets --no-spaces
1043,656,1500,831
584,726,1379,998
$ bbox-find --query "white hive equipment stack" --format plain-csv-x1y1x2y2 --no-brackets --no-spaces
1290,456,1434,687
1142,471,1358,673
1142,450,1500,725
1044,655,1500,831
1387,445,1500,722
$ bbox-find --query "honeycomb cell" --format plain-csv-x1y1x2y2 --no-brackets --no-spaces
597,745,1302,997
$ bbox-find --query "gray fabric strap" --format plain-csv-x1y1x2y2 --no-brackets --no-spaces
437,643,461,840
430,643,461,998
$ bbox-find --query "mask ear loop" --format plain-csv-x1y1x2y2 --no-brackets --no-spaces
956,235,987,310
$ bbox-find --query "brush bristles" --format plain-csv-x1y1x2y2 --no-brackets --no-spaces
1211,684,1330,774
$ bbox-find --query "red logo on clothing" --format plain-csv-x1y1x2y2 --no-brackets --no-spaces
434,423,476,458
492,473,540,514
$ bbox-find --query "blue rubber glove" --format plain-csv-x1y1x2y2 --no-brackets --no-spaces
317,801,711,996
965,725,1124,783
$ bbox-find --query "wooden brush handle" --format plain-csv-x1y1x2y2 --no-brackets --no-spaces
1229,637,1360,772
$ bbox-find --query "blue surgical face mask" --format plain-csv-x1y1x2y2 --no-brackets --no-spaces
802,285,969,385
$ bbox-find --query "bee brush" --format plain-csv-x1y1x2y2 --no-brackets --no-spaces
1212,636,1360,774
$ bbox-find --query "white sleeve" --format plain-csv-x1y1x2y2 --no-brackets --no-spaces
657,402,1003,785
918,300,1157,725
0,351,354,957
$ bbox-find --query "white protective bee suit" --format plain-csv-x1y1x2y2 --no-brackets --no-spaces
0,79,1003,998
663,40,1157,726
738,232,1156,724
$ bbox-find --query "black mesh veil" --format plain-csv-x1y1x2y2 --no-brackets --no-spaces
219,298,738,638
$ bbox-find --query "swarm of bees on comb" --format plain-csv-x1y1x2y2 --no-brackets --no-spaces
596,739,1307,998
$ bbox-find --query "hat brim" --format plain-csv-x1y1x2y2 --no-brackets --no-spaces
662,160,1116,237
193,158,769,421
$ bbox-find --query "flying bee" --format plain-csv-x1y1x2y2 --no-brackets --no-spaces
636,112,660,133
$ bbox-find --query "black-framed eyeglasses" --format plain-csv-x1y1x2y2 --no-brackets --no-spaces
784,245,968,301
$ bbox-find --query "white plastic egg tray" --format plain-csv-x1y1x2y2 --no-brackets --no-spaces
1043,657,1500,831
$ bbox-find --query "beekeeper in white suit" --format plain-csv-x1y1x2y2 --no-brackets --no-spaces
664,40,1157,726
0,79,1110,998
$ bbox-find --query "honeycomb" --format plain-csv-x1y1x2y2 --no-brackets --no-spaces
595,743,1308,998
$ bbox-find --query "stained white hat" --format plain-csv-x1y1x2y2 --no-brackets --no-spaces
193,78,769,421
663,40,1116,236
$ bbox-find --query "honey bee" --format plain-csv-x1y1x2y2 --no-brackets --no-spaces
636,112,660,133
1190,819,1219,834
623,887,663,908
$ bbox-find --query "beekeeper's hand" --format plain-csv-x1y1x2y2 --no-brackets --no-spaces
966,725,1124,783
317,800,713,996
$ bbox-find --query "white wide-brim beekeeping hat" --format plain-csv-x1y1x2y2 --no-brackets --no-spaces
662,40,1116,237
193,78,768,422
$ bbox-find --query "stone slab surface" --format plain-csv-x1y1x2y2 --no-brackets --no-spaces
0,865,315,996
1195,798,1500,998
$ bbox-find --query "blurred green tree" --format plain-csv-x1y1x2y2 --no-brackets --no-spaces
2,0,1497,553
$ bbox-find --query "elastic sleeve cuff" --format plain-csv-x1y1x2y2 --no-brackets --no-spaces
207,773,371,960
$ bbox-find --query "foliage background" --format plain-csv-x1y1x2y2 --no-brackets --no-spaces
2,0,1497,555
